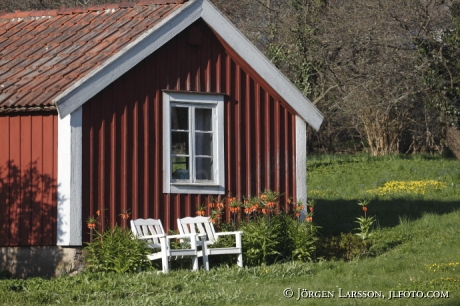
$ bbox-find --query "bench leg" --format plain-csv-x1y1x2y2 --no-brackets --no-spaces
237,253,243,268
160,237,169,273
202,244,209,271
192,256,199,271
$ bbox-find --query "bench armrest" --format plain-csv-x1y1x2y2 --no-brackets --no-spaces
136,233,166,240
166,233,196,240
215,231,243,237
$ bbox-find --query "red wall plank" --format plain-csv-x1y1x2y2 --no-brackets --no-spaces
0,112,57,246
0,116,10,245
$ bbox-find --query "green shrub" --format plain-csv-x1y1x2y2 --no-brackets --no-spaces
316,232,371,261
287,219,319,262
0,270,12,280
239,215,282,266
83,225,153,273
238,214,319,266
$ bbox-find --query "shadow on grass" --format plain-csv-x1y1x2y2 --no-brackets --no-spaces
314,198,460,236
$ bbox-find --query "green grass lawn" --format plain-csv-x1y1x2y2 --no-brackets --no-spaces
1,154,459,305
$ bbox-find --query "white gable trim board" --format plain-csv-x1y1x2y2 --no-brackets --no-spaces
53,0,323,130
55,0,323,245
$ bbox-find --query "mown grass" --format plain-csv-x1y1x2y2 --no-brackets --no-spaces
308,154,460,235
0,154,459,305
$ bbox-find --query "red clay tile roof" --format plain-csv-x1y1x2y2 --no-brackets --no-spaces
0,0,187,112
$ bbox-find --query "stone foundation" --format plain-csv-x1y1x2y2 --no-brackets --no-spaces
0,246,84,278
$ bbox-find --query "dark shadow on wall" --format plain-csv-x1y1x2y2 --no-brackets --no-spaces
314,198,460,236
0,160,66,278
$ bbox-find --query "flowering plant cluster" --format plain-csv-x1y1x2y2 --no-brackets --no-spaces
83,209,153,274
197,190,316,225
355,199,375,240
86,208,131,232
426,262,460,272
193,190,319,266
366,180,446,196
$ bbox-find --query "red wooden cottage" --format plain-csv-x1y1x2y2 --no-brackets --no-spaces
0,0,323,276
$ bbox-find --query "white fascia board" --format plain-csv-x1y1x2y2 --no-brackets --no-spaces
201,0,324,131
53,0,203,119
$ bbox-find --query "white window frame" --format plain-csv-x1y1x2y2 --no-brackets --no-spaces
163,91,225,194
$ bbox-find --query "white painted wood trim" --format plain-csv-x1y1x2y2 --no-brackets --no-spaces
201,0,323,130
57,107,83,246
163,91,225,194
54,0,202,119
295,116,307,216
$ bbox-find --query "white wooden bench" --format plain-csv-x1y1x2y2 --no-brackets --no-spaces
177,216,243,271
130,218,199,273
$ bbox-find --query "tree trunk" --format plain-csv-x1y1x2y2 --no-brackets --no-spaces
446,126,460,161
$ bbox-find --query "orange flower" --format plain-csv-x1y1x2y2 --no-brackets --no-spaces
96,210,100,216
295,212,300,218
266,202,275,208
196,210,205,216
87,223,96,229
362,206,368,212
210,218,216,223
216,202,225,209
309,206,314,212
230,207,240,213
305,216,313,222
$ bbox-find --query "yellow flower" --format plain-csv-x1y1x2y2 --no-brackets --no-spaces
366,180,447,196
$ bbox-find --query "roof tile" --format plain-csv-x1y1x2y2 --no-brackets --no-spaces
0,1,187,111
119,2,136,8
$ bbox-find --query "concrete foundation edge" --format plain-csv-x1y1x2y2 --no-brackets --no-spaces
0,246,84,278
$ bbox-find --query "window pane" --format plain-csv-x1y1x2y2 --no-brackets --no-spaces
195,132,212,156
172,156,189,179
195,108,212,131
171,107,188,130
172,132,189,154
196,157,213,180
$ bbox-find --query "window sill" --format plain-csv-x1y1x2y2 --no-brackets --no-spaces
168,183,225,195
171,182,219,186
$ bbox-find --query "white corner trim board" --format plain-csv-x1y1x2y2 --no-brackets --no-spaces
296,116,307,212
57,107,83,246
53,0,323,130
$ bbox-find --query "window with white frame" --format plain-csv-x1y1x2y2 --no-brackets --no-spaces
163,91,225,194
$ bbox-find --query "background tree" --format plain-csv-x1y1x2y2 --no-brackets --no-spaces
414,2,460,160
3,0,458,158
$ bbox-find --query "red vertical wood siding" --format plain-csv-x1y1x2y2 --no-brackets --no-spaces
82,20,298,236
0,112,58,246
